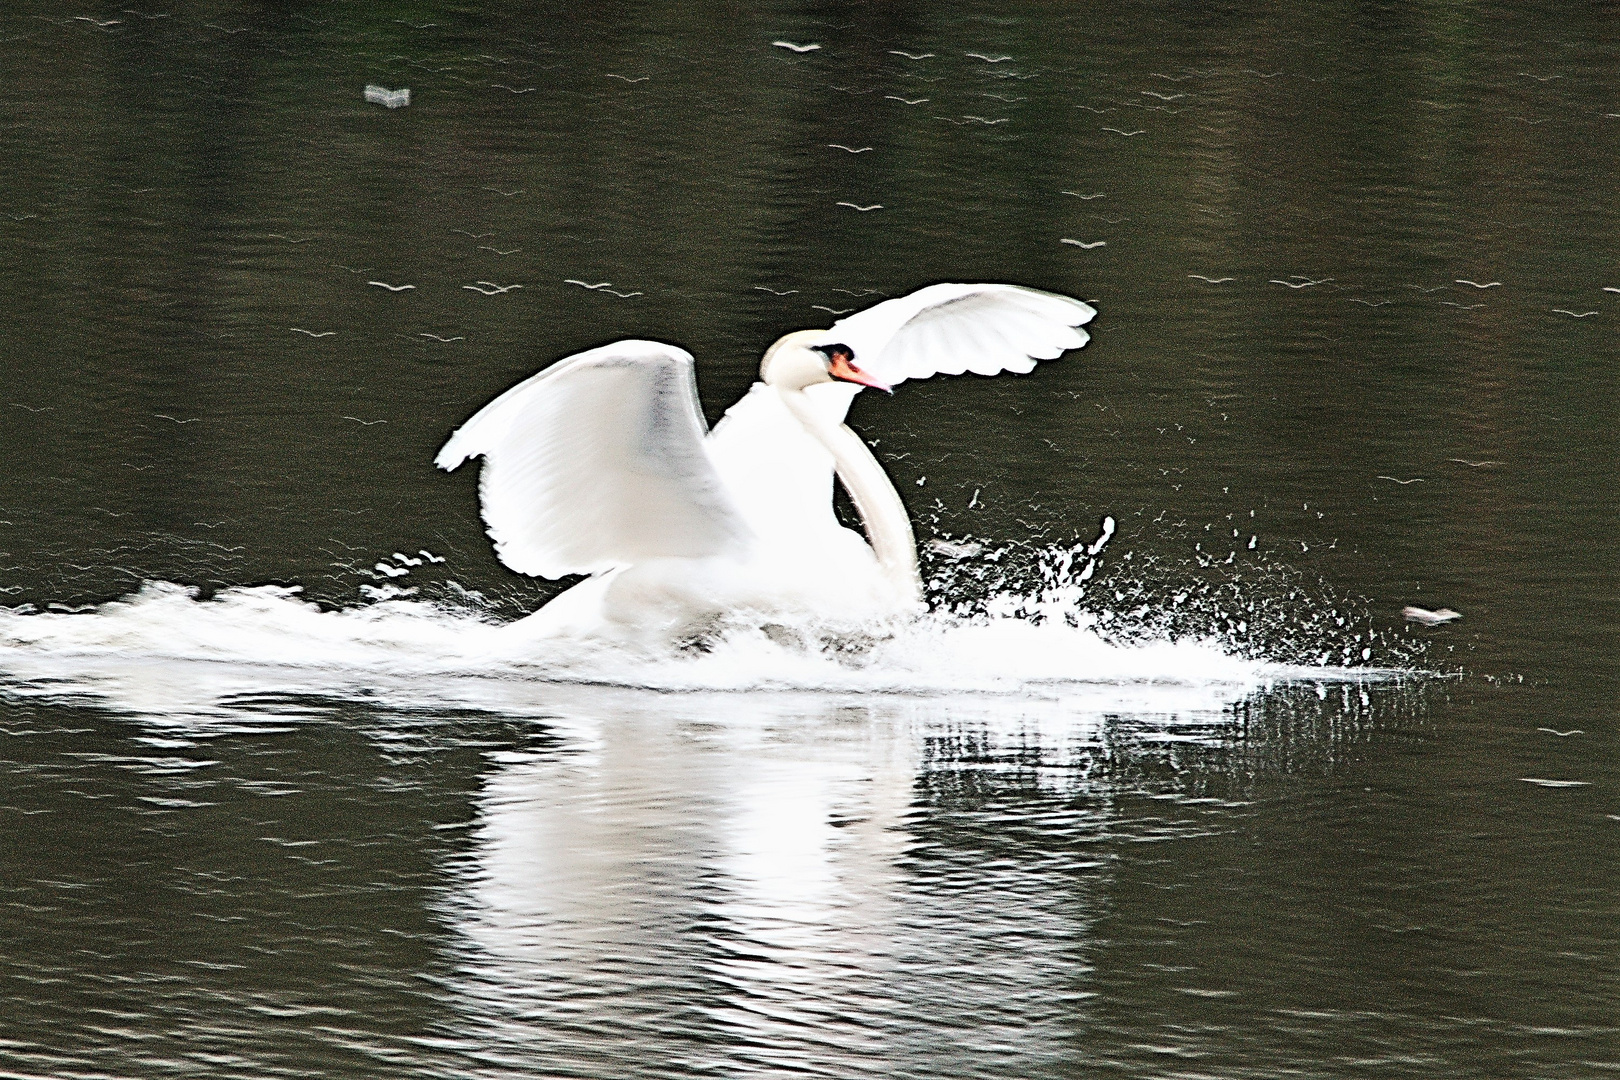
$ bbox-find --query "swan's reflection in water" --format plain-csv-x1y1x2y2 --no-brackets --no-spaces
443,687,1234,1078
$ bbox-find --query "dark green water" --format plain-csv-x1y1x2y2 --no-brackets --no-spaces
2,2,1616,1077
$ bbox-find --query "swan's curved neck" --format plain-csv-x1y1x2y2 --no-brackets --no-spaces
781,389,921,605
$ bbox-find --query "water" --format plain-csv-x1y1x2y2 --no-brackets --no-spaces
2,2,1617,1076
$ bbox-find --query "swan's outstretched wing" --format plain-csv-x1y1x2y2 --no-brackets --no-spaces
436,341,751,579
828,283,1095,388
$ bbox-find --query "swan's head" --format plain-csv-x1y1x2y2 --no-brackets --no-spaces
760,329,891,393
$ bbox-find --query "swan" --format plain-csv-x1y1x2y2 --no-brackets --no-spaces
435,283,1096,641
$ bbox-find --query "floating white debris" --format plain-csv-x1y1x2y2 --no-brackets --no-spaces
1520,778,1589,788
364,85,410,109
1402,605,1461,626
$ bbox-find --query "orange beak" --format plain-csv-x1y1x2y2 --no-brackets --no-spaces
827,348,891,393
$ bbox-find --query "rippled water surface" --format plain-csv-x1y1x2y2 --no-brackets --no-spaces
2,2,1617,1077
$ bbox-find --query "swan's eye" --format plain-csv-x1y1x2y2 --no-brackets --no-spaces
821,345,889,391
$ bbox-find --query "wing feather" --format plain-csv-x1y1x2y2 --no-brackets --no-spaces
827,283,1095,388
436,340,751,579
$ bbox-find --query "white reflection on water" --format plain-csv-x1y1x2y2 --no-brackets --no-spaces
438,690,1196,1078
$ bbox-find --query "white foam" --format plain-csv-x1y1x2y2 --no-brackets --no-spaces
0,580,1389,725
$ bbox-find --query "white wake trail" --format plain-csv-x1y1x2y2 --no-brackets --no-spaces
0,580,1298,724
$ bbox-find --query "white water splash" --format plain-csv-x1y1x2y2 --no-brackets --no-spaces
0,508,1407,726
0,579,1257,686
0,576,1344,723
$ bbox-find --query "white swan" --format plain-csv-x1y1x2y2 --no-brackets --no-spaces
435,283,1095,641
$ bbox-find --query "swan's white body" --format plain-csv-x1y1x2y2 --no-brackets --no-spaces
436,283,1096,641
